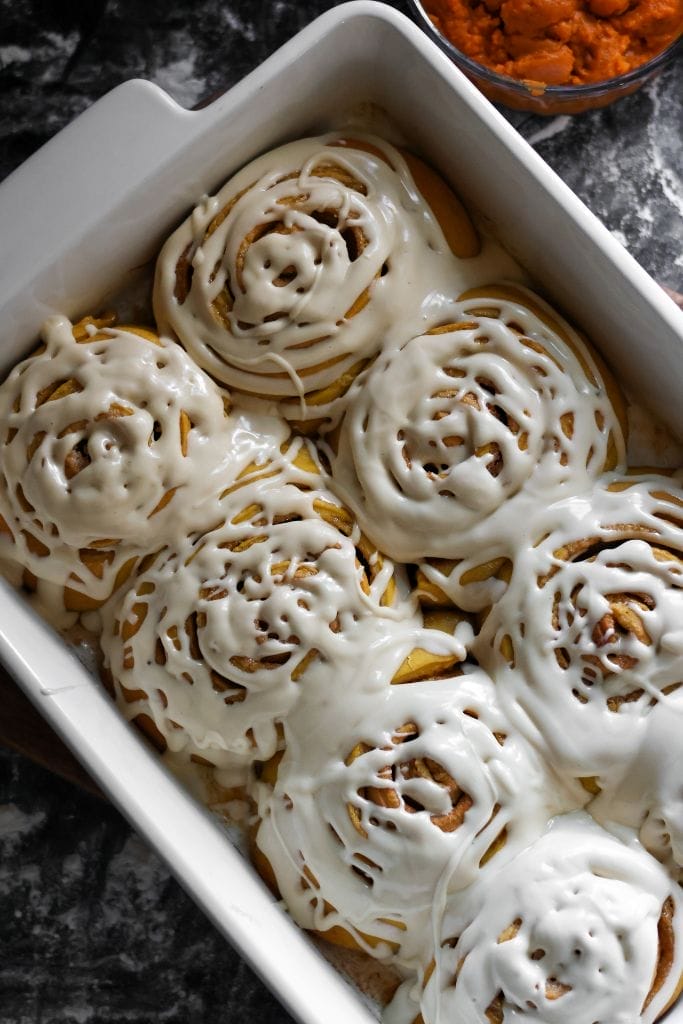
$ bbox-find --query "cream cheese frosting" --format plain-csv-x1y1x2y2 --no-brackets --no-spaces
332,286,625,586
590,699,683,883
390,813,683,1024
475,472,683,787
153,133,522,425
101,438,418,769
252,632,576,970
0,315,281,604
0,131,680,1024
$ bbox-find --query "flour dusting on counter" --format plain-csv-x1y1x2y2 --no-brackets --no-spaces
151,32,207,108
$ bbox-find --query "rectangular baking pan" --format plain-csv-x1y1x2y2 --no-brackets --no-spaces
0,3,681,1023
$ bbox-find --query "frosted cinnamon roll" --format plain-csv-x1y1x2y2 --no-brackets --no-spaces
333,284,626,610
0,315,250,610
101,440,417,771
476,472,683,786
252,633,570,968
153,133,478,425
409,814,683,1024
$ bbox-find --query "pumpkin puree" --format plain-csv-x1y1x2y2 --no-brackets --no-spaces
424,0,683,85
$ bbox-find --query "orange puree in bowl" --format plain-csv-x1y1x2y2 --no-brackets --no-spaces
424,0,683,85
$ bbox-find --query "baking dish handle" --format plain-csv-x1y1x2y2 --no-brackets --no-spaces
0,78,199,354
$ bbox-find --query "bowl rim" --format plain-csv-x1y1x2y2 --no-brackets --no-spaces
408,0,683,99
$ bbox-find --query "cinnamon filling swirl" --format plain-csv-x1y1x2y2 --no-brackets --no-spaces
411,816,683,1024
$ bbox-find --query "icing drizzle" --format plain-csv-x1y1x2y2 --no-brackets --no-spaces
0,315,270,603
332,286,625,604
410,814,683,1024
252,633,572,969
153,134,521,423
0,132,680,1024
476,473,683,785
101,440,417,768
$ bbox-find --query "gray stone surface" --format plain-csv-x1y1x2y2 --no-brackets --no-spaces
0,748,289,1024
0,1,681,1021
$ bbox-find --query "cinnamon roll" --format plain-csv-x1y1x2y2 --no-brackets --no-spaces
251,632,570,967
0,315,249,610
333,284,626,610
476,472,683,785
101,440,417,771
153,134,478,426
409,814,683,1024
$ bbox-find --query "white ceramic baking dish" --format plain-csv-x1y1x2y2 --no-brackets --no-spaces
0,3,682,1023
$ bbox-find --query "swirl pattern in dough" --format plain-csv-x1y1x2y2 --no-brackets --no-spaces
101,440,417,769
4,127,682,1024
153,134,477,424
0,315,242,608
334,284,626,608
476,473,683,784
412,814,683,1024
252,634,568,967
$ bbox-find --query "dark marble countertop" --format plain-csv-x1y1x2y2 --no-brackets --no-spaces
0,2,681,1022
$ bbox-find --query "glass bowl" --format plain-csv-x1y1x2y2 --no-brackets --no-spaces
408,0,682,115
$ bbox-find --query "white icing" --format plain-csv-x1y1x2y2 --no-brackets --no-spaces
590,699,683,882
475,473,683,785
153,133,522,423
252,632,574,969
101,441,418,769
411,814,683,1024
0,316,282,602
0,130,680,1024
331,286,624,595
